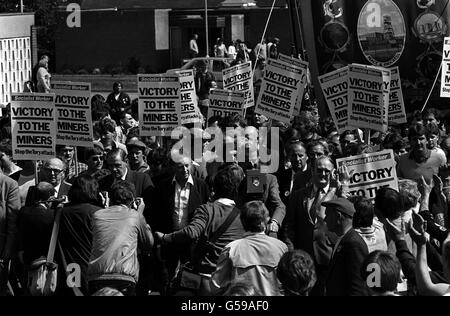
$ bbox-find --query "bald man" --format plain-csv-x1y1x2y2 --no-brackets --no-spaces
24,158,72,206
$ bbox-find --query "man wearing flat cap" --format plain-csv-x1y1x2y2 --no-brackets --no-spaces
127,139,149,173
323,198,369,296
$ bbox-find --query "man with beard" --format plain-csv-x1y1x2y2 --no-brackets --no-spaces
397,124,446,183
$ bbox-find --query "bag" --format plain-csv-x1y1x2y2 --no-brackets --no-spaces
27,258,58,296
171,205,240,293
27,204,63,296
177,263,202,291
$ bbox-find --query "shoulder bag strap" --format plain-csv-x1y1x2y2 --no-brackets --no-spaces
46,204,63,263
208,206,240,244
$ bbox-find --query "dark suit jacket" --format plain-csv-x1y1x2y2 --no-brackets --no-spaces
0,174,20,259
99,169,154,199
326,229,369,296
150,176,209,233
292,167,312,192
24,181,72,207
284,184,337,266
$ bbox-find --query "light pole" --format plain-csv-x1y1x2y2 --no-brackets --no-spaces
205,0,209,57
20,0,23,13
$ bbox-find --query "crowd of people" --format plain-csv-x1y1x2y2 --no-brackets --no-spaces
0,46,450,297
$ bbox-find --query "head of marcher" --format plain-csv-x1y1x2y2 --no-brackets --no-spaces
171,155,192,186
106,148,128,179
127,139,147,171
40,158,66,187
312,155,334,190
213,164,244,201
84,145,105,172
277,250,317,296
422,108,441,127
285,139,307,173
56,145,75,165
307,141,327,168
109,180,136,208
147,147,170,178
361,251,401,296
241,201,270,233
323,198,355,236
374,187,403,221
68,174,100,205
426,122,440,150
408,123,430,163
113,81,122,95
34,181,56,207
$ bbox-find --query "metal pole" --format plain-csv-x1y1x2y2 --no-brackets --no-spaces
205,0,210,57
20,0,23,13
286,0,299,57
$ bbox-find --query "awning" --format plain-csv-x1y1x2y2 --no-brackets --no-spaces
80,0,286,10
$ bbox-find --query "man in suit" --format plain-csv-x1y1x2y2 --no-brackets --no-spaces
284,155,341,295
24,158,72,206
99,148,154,200
323,198,369,296
0,172,20,295
150,155,209,293
277,139,308,207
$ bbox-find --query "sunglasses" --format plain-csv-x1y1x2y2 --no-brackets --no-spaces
43,167,64,175
91,156,104,162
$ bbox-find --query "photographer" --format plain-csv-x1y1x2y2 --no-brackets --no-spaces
87,180,153,296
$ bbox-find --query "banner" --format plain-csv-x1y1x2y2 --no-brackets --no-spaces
318,66,349,133
278,54,309,116
11,93,56,161
256,58,307,124
441,37,450,98
389,67,407,124
348,64,388,132
311,0,450,109
51,81,93,147
167,69,202,125
207,89,245,121
336,149,398,199
138,74,181,136
223,61,254,108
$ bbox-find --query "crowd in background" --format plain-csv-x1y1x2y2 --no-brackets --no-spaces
0,43,449,296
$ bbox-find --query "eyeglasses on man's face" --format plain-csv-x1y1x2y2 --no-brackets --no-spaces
43,167,64,175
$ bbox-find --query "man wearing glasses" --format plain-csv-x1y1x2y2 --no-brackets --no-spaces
24,158,72,206
79,144,110,181
284,156,345,295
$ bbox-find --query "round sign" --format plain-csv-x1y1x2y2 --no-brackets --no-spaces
357,0,406,67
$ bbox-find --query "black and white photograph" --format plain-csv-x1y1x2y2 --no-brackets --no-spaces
0,0,450,304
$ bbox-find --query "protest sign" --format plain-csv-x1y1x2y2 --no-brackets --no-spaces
207,89,245,121
11,93,56,161
223,61,254,108
348,64,389,133
336,149,398,199
167,69,202,125
318,66,349,133
441,37,450,98
51,81,93,147
256,58,307,124
138,74,181,136
278,54,309,116
388,67,407,124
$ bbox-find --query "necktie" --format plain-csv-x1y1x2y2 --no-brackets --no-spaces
309,189,322,223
